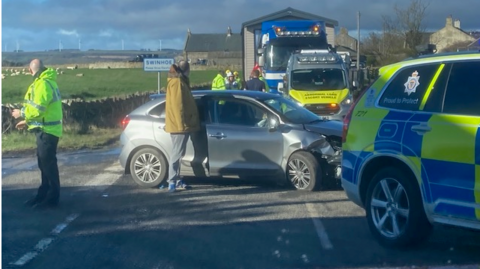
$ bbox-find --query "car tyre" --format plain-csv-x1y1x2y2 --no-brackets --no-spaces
287,151,321,191
365,166,433,248
129,148,168,188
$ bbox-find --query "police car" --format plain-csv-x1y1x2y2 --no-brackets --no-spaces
341,51,480,247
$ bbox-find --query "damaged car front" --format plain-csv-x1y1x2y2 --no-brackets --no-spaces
260,96,343,190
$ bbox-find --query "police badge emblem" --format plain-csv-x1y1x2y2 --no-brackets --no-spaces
404,71,420,96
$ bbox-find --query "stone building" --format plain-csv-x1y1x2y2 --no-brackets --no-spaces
183,27,242,69
336,27,358,51
429,16,476,52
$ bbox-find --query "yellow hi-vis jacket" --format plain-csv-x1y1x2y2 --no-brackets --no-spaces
259,76,270,92
212,74,226,90
21,68,63,137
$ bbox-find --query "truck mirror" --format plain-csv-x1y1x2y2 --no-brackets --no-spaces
277,82,284,93
258,56,265,67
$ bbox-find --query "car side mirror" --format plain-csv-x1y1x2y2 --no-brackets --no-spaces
268,117,279,132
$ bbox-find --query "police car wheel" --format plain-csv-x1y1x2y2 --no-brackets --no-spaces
129,147,168,188
365,166,432,248
287,151,321,191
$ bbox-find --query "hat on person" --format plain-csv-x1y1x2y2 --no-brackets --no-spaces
226,71,233,77
234,71,239,76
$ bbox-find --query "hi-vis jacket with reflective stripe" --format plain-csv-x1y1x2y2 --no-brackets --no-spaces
21,68,63,137
212,74,226,90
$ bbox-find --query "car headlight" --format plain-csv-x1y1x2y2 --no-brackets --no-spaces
341,95,353,105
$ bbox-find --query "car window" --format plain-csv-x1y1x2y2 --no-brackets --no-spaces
443,61,480,116
261,97,320,124
148,102,165,118
211,98,269,128
148,98,205,121
422,64,451,113
378,64,441,111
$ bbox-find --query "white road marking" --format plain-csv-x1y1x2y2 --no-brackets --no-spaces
81,162,123,191
305,202,334,250
10,214,79,266
9,162,121,266
11,252,38,266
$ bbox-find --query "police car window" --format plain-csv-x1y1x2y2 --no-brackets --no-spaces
443,61,480,116
379,64,441,111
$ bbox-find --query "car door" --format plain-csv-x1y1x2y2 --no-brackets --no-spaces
406,61,480,221
204,96,284,176
152,97,209,177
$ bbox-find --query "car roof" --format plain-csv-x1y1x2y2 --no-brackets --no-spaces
149,90,282,101
379,51,480,76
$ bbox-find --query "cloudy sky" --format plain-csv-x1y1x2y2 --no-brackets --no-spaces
2,0,479,52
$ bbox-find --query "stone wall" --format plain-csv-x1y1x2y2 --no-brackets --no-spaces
2,83,210,135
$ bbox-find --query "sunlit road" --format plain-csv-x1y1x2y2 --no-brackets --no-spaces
2,148,480,269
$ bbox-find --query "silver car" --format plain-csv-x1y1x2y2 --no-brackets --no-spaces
119,90,343,191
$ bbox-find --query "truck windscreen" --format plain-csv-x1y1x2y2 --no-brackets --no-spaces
291,68,347,90
265,37,328,72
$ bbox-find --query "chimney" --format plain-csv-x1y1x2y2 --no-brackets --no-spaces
446,16,453,27
227,26,232,37
454,19,461,29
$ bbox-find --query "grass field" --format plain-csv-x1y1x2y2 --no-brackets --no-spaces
1,68,218,104
1,68,221,154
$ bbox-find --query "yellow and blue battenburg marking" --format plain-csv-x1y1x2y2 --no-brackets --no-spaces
475,125,480,219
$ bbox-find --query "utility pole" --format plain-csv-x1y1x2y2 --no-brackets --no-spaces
159,39,162,51
357,11,361,71
59,40,62,52
79,38,82,51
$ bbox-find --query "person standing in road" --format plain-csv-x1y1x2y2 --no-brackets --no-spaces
225,71,239,90
246,69,266,92
165,60,200,192
11,59,63,209
212,70,226,90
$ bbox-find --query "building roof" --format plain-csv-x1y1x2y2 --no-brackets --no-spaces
241,7,339,29
184,32,242,52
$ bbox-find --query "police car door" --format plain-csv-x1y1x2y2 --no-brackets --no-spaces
405,61,480,222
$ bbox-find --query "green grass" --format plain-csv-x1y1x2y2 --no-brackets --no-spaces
1,68,219,153
2,128,123,154
1,69,218,104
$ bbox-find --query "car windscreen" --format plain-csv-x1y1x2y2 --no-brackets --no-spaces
291,68,347,90
260,97,321,124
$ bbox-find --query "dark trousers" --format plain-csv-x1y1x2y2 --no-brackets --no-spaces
35,130,60,204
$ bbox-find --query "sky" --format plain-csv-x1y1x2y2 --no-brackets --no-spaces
1,0,479,52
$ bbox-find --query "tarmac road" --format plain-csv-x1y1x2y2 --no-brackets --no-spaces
2,147,480,269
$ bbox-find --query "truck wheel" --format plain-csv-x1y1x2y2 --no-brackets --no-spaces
287,151,321,191
129,148,167,188
365,166,432,248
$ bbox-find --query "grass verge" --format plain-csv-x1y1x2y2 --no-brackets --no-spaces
2,128,122,156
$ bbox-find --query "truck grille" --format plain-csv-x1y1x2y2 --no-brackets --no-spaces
304,103,340,115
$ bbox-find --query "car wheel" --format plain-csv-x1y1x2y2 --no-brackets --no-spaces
129,148,167,188
365,166,432,248
287,151,321,191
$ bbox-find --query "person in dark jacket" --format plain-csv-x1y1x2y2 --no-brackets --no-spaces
245,69,266,92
